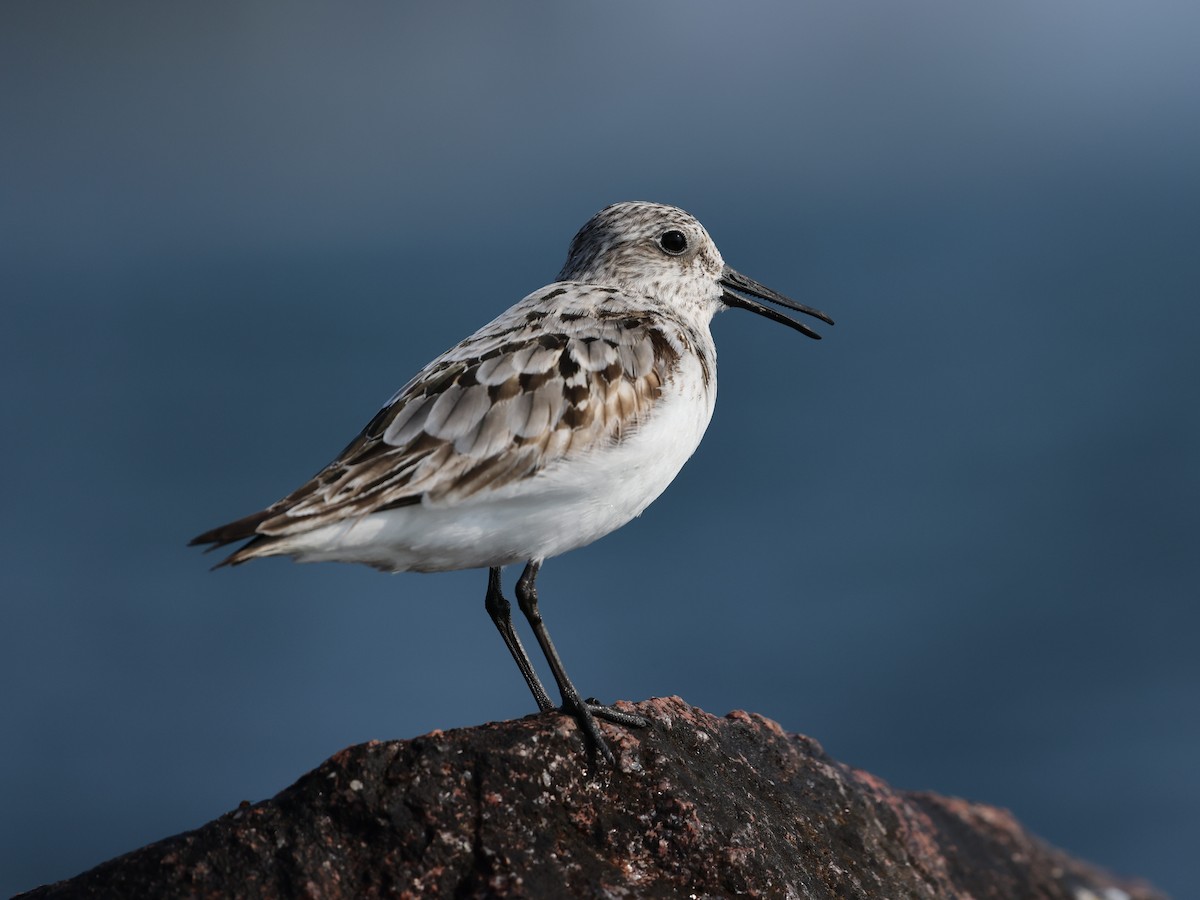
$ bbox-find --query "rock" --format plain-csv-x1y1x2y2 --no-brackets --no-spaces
19,697,1163,899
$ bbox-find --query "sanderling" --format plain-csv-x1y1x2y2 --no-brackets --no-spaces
192,201,833,762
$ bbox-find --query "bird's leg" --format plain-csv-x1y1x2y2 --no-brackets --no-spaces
514,560,648,763
485,567,554,712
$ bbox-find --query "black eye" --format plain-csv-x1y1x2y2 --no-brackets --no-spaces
659,229,688,255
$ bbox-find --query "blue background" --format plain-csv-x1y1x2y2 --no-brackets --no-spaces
3,3,1197,896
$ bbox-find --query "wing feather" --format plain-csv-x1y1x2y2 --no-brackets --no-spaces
197,283,688,554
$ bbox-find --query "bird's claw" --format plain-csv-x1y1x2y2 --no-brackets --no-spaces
582,698,649,728
558,697,648,764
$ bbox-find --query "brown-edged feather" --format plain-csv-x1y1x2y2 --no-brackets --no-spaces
190,282,694,566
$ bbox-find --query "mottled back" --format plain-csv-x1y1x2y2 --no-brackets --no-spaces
212,283,696,549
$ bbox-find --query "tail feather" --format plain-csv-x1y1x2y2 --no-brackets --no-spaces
190,509,280,568
189,508,274,549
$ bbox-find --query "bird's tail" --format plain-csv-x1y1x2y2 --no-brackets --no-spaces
189,509,276,568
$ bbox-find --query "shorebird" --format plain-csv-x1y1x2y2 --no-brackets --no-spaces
192,201,833,762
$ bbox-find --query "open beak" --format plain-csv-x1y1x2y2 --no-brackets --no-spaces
719,266,834,340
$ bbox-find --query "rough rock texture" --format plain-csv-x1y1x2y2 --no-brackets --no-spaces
21,697,1163,899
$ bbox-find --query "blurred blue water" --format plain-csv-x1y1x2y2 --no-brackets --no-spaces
3,3,1198,896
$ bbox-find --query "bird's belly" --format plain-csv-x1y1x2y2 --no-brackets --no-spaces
285,373,715,572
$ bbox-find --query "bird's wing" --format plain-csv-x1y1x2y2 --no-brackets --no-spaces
192,284,687,548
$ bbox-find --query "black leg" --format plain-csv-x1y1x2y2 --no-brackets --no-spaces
485,567,554,712
514,560,647,763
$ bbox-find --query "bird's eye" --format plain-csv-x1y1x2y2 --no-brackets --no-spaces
659,229,688,255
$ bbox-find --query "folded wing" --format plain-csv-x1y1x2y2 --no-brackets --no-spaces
191,285,684,563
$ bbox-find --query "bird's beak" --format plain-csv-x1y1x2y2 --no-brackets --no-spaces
719,266,834,340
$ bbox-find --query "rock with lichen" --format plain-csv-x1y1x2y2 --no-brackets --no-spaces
17,697,1164,899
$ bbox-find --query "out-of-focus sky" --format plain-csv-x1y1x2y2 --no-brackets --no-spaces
3,2,1198,895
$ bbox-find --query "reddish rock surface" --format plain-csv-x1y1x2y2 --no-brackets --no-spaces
20,697,1163,899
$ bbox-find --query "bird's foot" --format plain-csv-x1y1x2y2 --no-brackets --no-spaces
583,697,649,728
558,697,648,764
